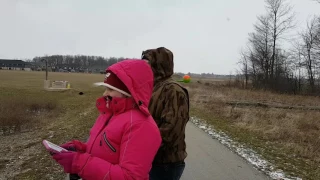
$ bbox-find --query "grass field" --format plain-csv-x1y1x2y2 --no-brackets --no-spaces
0,70,104,179
0,70,319,180
185,80,320,180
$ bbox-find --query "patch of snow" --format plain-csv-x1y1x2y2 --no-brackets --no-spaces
190,116,302,180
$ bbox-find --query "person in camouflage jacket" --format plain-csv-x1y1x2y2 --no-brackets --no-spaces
141,47,190,180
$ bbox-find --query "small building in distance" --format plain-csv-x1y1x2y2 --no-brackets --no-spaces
0,59,31,71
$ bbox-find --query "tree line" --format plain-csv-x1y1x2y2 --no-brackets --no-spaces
30,55,127,73
238,0,320,95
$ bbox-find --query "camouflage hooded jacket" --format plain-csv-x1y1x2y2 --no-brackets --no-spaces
141,47,190,164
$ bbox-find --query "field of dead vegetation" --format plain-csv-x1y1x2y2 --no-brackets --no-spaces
0,70,319,180
0,70,103,179
185,79,320,180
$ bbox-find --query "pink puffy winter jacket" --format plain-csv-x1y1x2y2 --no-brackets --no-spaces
72,60,162,180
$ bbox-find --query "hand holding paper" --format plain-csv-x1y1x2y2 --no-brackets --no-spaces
42,140,68,154
61,140,87,152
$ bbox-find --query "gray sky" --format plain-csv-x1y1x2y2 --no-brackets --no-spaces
0,0,319,74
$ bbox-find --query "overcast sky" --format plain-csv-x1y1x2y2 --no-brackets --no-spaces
0,0,319,74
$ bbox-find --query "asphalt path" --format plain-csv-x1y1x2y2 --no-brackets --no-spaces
181,122,270,180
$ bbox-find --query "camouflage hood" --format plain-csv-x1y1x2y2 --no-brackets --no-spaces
141,47,174,84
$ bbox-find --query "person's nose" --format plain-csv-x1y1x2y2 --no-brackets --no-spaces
103,89,109,96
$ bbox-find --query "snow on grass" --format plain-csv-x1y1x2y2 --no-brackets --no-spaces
190,116,302,180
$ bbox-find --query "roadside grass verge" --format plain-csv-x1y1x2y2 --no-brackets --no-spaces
187,80,320,180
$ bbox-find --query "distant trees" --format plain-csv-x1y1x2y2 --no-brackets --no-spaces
238,0,320,95
31,55,127,73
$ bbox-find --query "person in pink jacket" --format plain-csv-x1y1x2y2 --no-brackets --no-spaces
51,59,162,180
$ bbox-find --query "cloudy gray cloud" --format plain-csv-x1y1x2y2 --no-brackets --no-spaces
0,0,319,74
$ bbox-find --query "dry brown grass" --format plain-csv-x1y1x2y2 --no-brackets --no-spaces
1,70,319,179
0,70,105,179
0,96,58,135
186,80,320,179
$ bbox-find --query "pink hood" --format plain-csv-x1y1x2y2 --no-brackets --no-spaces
71,59,161,180
107,59,153,116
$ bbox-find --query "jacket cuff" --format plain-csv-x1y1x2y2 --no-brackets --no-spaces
72,152,91,174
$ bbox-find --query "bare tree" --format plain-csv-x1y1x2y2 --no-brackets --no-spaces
238,48,250,88
265,0,295,81
242,0,295,91
315,17,320,53
289,39,305,93
242,14,274,89
238,0,320,95
252,15,272,81
299,16,320,92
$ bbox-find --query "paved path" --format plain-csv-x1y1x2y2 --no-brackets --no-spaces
181,122,270,180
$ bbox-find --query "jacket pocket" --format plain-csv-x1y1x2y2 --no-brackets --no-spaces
101,132,116,152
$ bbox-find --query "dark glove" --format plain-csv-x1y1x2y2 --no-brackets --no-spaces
60,140,87,152
61,142,77,151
